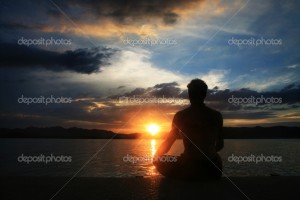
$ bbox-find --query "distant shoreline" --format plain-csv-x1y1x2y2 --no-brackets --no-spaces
0,126,300,139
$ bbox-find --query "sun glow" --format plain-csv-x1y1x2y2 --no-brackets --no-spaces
146,123,160,136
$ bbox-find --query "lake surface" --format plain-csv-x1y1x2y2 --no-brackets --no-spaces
0,139,299,177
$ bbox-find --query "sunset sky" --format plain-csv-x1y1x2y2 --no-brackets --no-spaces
0,0,300,134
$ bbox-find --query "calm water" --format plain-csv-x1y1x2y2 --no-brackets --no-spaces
0,139,299,177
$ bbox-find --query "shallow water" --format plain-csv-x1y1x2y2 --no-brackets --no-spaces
0,139,299,177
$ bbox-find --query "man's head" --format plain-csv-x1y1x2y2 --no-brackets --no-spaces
187,79,208,104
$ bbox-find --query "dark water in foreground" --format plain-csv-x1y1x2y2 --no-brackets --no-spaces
0,139,299,177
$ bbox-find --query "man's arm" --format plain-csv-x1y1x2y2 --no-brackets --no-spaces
215,112,224,152
154,114,179,157
155,128,177,157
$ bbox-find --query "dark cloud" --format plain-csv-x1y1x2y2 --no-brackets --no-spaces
223,111,275,119
1,81,300,129
110,82,181,98
203,85,300,112
151,82,180,97
124,88,148,96
117,86,126,89
154,82,178,88
0,23,35,30
277,84,300,104
163,12,179,25
111,82,300,111
0,100,121,129
0,0,205,41
206,85,300,105
0,43,118,74
48,0,204,25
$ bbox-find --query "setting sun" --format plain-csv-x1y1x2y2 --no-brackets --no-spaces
146,123,160,136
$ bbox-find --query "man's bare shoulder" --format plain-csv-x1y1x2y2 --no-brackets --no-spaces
174,106,190,116
204,105,222,116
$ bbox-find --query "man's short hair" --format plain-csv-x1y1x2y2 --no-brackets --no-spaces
187,79,208,102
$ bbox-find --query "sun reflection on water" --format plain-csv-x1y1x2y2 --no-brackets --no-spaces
149,139,159,176
151,139,156,157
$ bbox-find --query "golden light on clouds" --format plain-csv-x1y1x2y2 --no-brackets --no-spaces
224,114,300,127
224,119,271,127
78,22,159,38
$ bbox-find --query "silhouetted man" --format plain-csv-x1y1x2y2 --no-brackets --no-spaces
154,79,223,180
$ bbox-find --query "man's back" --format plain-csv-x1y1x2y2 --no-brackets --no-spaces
174,103,223,160
154,79,224,180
